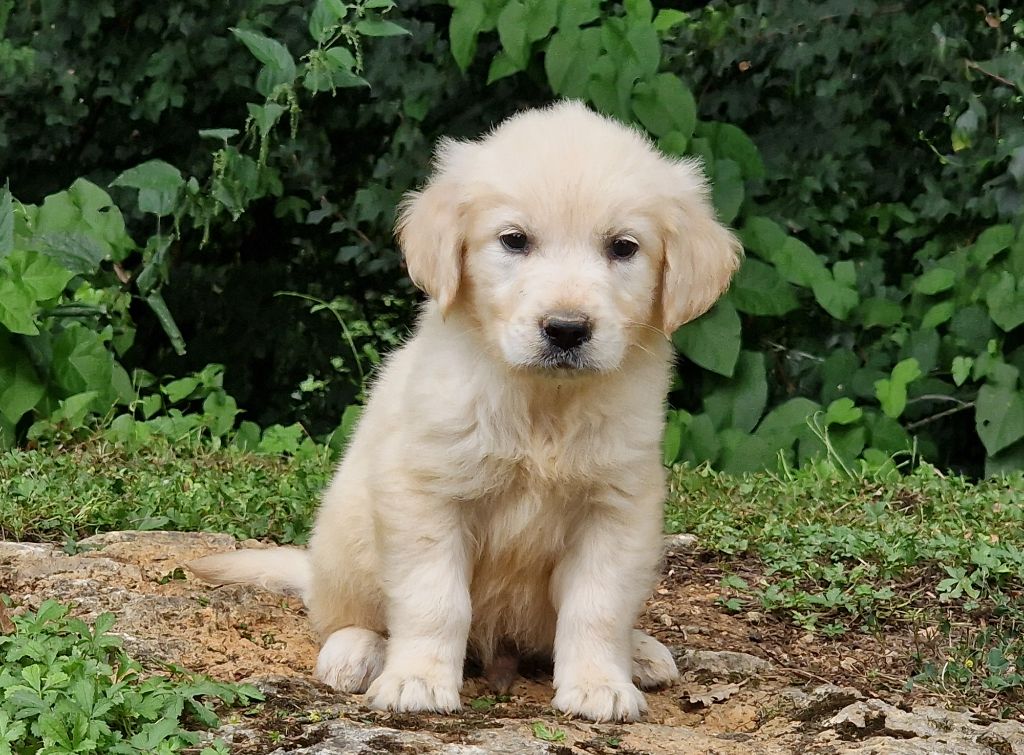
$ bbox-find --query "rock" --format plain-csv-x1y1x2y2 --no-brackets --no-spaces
822,699,1024,755
664,533,699,552
677,649,772,678
782,683,864,721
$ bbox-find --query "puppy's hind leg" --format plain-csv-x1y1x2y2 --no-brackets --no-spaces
315,627,386,693
631,629,679,689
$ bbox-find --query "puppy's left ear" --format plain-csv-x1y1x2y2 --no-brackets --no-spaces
396,139,468,316
659,160,743,334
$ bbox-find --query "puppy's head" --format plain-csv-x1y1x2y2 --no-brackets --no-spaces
398,101,741,375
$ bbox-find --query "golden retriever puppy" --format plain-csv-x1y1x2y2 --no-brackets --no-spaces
189,100,740,722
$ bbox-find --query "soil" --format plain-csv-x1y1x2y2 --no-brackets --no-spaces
2,532,1021,755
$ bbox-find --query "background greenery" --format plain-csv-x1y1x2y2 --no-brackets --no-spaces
1,0,1023,477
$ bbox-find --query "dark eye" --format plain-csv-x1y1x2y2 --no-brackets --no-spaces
500,231,529,254
609,237,639,260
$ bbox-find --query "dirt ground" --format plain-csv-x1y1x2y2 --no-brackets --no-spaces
3,531,1018,755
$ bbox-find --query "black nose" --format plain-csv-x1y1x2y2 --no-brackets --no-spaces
541,314,592,351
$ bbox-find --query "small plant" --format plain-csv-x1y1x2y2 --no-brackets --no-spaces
0,599,263,754
531,721,566,742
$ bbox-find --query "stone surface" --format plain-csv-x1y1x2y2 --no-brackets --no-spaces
4,531,1024,755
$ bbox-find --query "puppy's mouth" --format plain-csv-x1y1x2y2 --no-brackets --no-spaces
529,346,599,373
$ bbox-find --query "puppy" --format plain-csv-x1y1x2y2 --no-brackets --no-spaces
189,100,740,722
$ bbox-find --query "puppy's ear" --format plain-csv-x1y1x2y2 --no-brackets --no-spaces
396,139,468,316
660,160,743,334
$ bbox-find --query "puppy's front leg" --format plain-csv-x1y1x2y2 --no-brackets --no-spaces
550,487,662,722
366,495,470,713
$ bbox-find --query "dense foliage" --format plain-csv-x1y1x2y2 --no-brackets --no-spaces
1,1,1022,476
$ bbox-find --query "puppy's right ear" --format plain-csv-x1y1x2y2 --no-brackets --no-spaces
396,138,467,316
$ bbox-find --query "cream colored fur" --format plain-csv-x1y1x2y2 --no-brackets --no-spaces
189,101,741,722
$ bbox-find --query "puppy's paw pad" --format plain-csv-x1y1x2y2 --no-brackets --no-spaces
553,680,646,722
315,628,385,694
631,632,679,689
366,672,461,713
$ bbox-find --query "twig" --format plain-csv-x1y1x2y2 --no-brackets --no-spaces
965,60,1017,89
905,402,975,431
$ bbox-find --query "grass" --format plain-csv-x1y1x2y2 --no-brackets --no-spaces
665,460,1024,713
0,440,333,545
2,440,1023,714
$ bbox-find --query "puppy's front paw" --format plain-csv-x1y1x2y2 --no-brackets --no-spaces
631,630,679,689
552,679,647,722
366,670,461,713
315,627,385,693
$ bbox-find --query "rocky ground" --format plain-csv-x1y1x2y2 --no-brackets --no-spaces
2,531,1023,754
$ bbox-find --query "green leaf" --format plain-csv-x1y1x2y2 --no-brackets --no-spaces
0,279,38,334
309,0,346,43
450,2,487,71
985,272,1024,332
198,128,240,142
111,160,184,217
0,335,45,424
487,51,519,84
624,18,660,78
146,291,186,356
704,351,768,432
825,397,863,425
730,258,799,316
51,325,114,397
739,216,788,261
0,183,12,258
247,102,286,137
874,358,922,419
914,267,956,295
673,299,741,377
497,1,529,69
662,410,685,465
544,26,601,98
3,249,73,301
524,0,557,41
860,297,903,328
952,356,973,387
712,158,743,224
701,122,765,180
654,9,688,33
354,18,410,37
976,385,1024,456
631,74,696,139
231,28,296,91
557,0,600,27
754,397,822,454
771,236,829,287
812,277,859,320
972,224,1015,266
921,300,956,329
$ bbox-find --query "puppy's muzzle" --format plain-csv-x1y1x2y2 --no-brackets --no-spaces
541,313,592,352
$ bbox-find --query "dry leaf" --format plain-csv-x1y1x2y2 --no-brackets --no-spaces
685,682,742,707
0,605,15,634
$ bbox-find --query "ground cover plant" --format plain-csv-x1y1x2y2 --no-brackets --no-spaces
0,598,261,754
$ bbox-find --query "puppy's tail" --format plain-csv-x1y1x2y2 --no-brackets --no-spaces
187,547,312,604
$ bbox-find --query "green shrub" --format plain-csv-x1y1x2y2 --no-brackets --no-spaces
0,599,261,754
2,1,1023,475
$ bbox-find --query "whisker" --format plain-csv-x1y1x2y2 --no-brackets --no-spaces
625,319,669,339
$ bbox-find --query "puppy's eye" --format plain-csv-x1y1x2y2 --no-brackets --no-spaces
500,232,530,254
609,237,639,261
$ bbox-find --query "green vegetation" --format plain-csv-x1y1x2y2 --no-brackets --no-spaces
0,440,331,544
667,461,1024,709
3,440,1023,709
1,2,1022,475
0,599,261,754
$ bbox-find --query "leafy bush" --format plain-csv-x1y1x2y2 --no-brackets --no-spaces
0,599,261,754
2,1,1023,475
